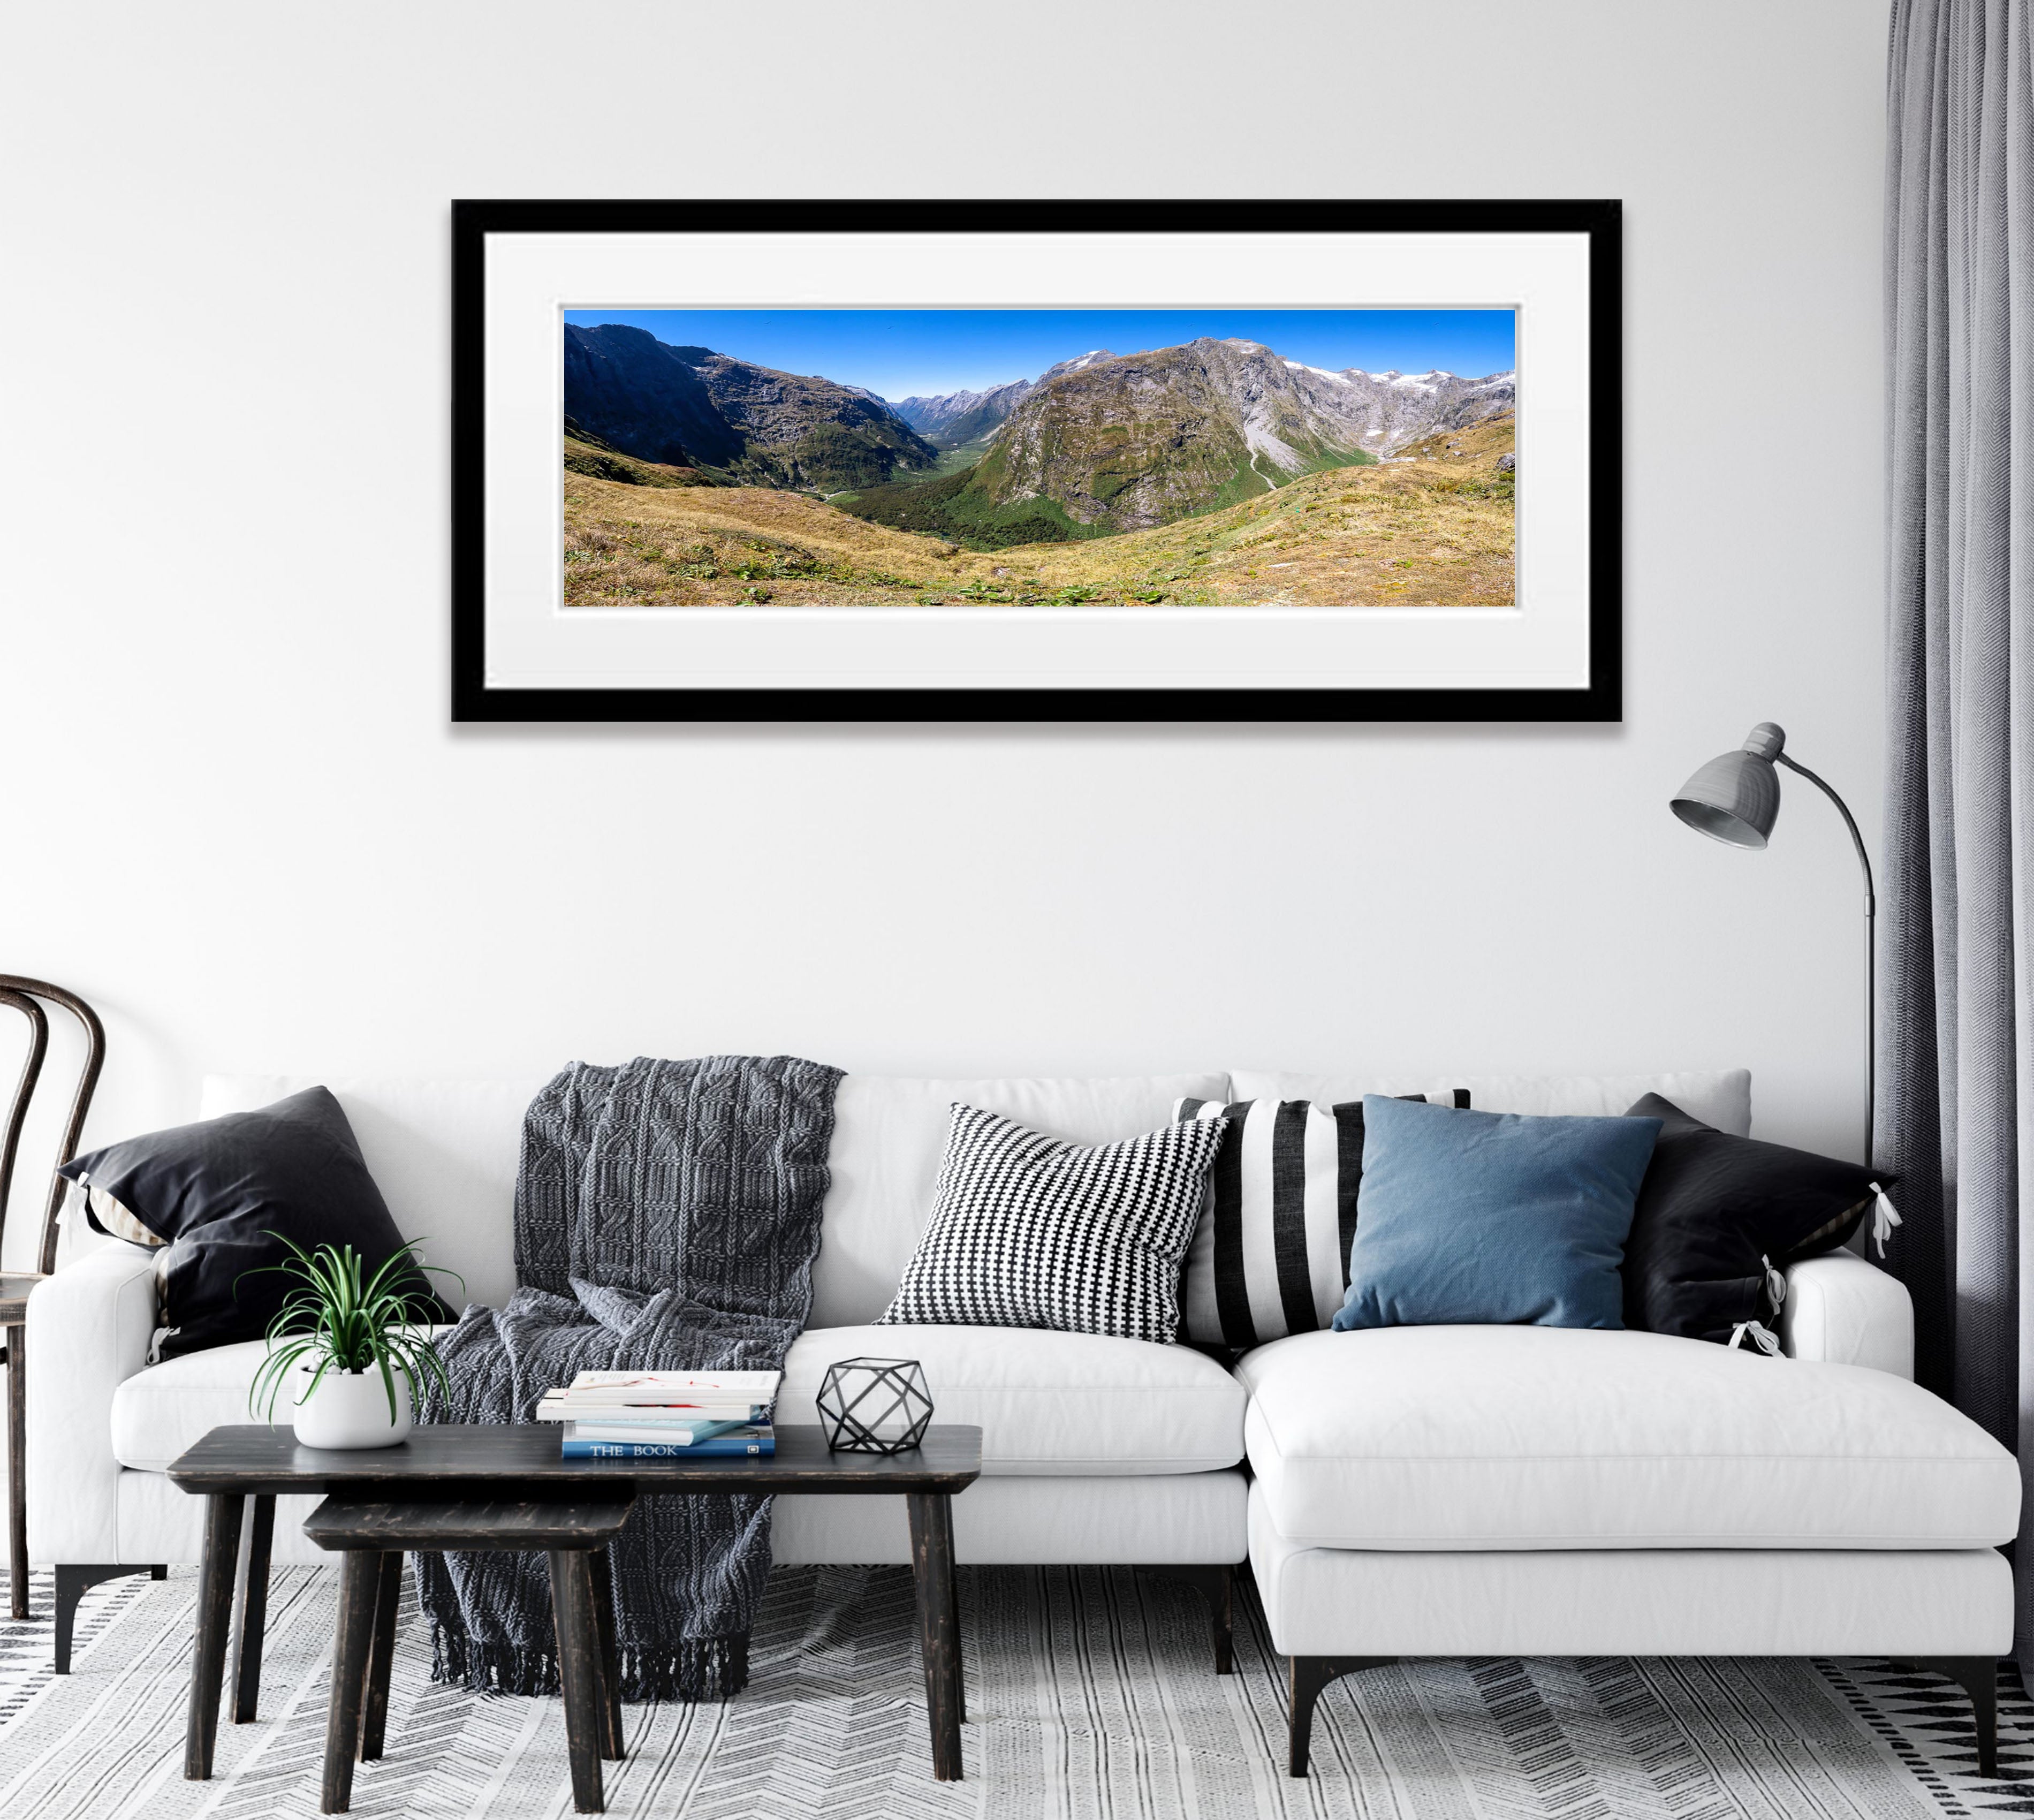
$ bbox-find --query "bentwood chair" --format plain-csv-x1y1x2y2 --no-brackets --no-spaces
0,976,105,1620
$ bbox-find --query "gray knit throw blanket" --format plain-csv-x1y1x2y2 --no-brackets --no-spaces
415,1054,841,1702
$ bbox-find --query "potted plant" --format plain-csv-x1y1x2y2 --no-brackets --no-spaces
245,1237,462,1450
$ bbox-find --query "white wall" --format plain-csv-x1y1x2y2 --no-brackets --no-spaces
0,1,1890,1267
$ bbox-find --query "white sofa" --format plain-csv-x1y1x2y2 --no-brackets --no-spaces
24,1065,2016,1775
29,1071,1251,1670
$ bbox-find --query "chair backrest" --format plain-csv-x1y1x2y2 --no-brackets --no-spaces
0,989,49,1272
0,976,105,1276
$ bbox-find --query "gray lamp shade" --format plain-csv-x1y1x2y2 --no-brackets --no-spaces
1671,722,1785,849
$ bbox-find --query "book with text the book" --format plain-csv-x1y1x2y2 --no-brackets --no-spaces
560,1431,775,1459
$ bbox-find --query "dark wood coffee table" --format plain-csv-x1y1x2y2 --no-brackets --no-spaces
167,1423,983,1796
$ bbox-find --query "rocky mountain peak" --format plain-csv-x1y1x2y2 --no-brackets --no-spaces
1037,348,1118,381
970,335,1516,534
564,323,936,491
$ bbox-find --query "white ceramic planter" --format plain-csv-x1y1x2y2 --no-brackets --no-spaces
290,1361,414,1450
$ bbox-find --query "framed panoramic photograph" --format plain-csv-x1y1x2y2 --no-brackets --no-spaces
452,199,1620,722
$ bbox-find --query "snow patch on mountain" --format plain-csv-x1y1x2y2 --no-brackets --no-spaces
1038,349,1120,382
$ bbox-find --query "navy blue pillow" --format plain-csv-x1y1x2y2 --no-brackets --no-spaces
1332,1096,1663,1332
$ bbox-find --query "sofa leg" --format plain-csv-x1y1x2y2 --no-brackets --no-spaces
1135,1565,1235,1674
54,1564,156,1673
1904,1657,2000,1778
1288,1656,1396,1777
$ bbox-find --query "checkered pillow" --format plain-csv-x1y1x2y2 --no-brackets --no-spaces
876,1103,1228,1342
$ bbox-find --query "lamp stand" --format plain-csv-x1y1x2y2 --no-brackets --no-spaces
1774,753,1877,1168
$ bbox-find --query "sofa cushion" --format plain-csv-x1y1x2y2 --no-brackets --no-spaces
875,1105,1224,1342
1172,1091,1467,1350
65,1087,453,1360
1333,1097,1661,1332
781,1325,1245,1475
112,1322,460,1472
112,1321,1248,1478
1240,1326,2020,1549
203,1075,544,1310
112,1338,279,1471
812,1074,1228,1327
1622,1092,1888,1345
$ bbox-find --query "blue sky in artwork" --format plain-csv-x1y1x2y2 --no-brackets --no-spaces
561,308,1517,402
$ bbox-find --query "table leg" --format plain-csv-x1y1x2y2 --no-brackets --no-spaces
185,1492,244,1780
6,1323,27,1621
359,1552,403,1762
320,1551,380,1813
906,1491,963,1781
950,1543,964,1727
548,1550,606,1814
588,1544,625,1760
230,1495,276,1722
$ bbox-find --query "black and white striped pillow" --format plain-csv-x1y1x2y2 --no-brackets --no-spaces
877,1103,1229,1343
1173,1091,1470,1349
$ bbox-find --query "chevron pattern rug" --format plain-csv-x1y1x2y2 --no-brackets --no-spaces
0,1563,2028,1819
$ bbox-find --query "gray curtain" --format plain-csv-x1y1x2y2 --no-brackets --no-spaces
1882,0,2034,1656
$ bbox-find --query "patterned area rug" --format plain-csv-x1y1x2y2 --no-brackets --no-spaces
0,1563,2028,1819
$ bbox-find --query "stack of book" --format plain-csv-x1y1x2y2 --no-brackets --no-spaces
537,1369,780,1458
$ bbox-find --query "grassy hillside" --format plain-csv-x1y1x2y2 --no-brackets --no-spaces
1398,411,1516,474
563,434,719,490
564,429,1513,608
832,440,1384,553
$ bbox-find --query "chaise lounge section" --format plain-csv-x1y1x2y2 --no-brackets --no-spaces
1243,1289,2018,1773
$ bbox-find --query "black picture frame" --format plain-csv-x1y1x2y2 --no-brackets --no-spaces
452,198,1621,724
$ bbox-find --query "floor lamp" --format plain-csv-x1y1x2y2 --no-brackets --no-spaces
1669,721,1877,1169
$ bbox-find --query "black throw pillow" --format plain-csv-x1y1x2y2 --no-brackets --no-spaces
59,1086,452,1359
1620,1092,1893,1348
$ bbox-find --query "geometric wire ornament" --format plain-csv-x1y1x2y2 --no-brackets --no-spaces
815,1356,933,1455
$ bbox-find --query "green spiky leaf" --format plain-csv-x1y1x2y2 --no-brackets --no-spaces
240,1236,465,1424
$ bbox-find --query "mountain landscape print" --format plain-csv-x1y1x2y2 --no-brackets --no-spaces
561,308,1517,608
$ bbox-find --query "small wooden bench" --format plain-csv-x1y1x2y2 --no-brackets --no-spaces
301,1495,633,1815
